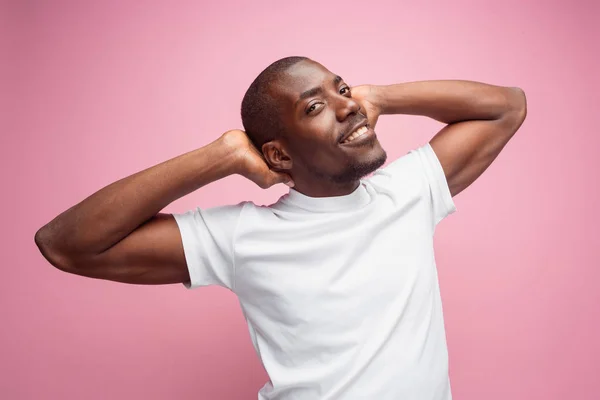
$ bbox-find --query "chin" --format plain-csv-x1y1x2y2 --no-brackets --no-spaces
357,148,388,176
332,148,388,184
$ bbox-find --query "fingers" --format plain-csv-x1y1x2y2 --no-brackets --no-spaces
269,170,294,188
370,114,380,130
253,171,293,189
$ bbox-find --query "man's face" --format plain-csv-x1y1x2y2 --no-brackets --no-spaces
268,59,387,185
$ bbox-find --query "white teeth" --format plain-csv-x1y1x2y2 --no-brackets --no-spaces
342,126,368,144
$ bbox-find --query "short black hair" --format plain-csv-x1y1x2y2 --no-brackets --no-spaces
241,56,308,151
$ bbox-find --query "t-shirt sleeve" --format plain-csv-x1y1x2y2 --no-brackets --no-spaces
378,142,456,227
411,142,456,226
171,202,246,290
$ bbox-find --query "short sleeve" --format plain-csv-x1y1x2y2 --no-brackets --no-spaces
410,142,456,226
375,142,456,227
172,202,246,290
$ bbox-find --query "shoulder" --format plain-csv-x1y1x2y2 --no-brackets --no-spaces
367,146,425,188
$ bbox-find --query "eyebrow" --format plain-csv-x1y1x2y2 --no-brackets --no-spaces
295,75,344,106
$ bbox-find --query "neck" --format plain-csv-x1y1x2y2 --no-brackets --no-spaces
290,179,360,198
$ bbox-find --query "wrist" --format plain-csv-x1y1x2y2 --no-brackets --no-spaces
370,85,390,114
213,133,244,176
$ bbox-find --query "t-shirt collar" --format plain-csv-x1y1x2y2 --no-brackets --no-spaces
281,181,371,213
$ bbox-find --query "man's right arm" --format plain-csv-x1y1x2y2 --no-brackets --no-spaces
34,130,293,285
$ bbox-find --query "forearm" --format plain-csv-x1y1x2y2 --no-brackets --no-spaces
35,136,237,257
372,80,524,124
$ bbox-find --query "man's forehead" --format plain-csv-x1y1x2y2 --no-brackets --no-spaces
271,61,337,100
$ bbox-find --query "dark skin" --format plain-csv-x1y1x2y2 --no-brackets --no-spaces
35,58,526,285
261,59,388,197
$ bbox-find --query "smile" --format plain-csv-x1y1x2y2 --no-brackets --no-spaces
341,126,369,144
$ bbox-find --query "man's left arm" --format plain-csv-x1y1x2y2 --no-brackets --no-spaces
353,81,527,197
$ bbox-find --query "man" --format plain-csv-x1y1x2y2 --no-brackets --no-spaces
35,56,527,399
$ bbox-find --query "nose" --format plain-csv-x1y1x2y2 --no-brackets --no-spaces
335,95,361,122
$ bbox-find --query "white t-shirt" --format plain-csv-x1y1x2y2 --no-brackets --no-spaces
173,142,457,400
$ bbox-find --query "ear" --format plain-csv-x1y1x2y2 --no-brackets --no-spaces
262,140,293,172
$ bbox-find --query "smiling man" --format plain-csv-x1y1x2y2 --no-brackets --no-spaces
35,56,527,399
241,58,389,195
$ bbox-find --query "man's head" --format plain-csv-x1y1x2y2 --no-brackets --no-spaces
241,57,387,194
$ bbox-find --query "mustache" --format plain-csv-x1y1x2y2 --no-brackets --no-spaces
339,113,369,140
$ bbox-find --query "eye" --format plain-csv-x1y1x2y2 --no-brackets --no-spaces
340,86,351,95
306,103,322,114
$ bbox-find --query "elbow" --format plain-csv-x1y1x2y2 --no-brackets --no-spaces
500,87,527,132
508,87,527,123
34,227,76,273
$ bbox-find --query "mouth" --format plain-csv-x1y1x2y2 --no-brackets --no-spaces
339,121,370,145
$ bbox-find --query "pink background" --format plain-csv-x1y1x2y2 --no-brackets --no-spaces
3,0,599,398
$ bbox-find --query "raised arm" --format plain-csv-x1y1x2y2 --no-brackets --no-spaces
352,81,527,197
34,130,293,285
